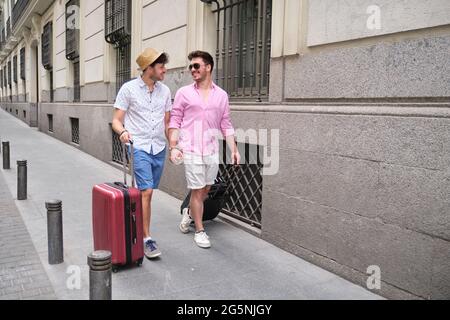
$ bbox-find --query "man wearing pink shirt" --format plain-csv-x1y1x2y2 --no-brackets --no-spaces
168,51,240,248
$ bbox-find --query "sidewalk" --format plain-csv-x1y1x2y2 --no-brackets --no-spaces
0,109,383,300
0,172,55,300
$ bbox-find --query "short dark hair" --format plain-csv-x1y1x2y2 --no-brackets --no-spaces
150,52,169,68
188,51,214,72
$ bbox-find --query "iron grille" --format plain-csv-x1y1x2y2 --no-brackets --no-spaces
42,22,53,70
105,0,132,94
73,61,80,102
3,66,7,88
7,61,11,86
218,140,263,228
48,114,53,132
70,117,79,144
49,71,54,102
13,55,17,83
20,48,25,80
115,43,131,94
204,0,272,101
66,0,80,60
111,125,124,164
6,18,11,38
12,0,30,28
105,0,132,48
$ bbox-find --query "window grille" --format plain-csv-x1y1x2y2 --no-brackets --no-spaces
73,61,80,102
48,114,53,132
70,117,79,144
218,140,263,228
42,22,53,70
203,0,272,101
12,0,30,28
65,0,80,61
105,0,132,94
111,125,123,164
20,48,25,80
13,55,17,83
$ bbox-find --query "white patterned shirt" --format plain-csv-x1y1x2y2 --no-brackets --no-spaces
114,76,172,154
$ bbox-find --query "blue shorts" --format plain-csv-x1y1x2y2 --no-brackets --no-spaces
129,147,166,191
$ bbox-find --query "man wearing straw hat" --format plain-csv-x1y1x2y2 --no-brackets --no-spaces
112,48,171,260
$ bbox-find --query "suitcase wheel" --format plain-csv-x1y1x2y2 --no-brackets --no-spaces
112,266,120,273
137,258,144,267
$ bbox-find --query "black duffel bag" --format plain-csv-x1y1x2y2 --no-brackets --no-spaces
180,176,228,221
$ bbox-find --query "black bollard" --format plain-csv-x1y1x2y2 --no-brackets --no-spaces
17,160,27,200
2,142,10,169
45,200,64,265
88,251,112,300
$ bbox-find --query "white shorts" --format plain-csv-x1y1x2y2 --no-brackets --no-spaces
183,152,220,190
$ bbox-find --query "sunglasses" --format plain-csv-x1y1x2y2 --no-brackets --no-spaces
188,63,202,71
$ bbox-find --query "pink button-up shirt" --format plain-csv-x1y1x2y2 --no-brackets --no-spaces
169,82,235,156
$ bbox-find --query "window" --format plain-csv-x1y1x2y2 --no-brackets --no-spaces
48,114,53,132
42,21,54,102
65,0,80,60
12,0,31,28
105,0,132,46
111,124,123,164
66,0,80,102
218,140,263,228
42,21,53,70
70,117,79,144
20,47,25,80
205,0,272,101
13,55,17,83
7,61,11,86
105,0,132,94
49,70,54,102
73,61,80,102
3,66,7,89
115,43,131,94
6,18,10,38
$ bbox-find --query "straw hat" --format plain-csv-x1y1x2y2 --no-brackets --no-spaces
136,48,163,70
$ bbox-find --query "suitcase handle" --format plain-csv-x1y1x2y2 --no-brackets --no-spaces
131,214,137,245
122,140,135,188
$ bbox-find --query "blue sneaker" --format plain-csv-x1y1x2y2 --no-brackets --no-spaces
144,239,161,259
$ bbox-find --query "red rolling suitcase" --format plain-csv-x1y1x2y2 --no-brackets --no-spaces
92,142,144,272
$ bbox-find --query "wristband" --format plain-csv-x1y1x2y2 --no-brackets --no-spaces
119,130,128,138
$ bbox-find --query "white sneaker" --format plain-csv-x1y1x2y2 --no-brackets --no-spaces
179,208,192,234
194,231,211,248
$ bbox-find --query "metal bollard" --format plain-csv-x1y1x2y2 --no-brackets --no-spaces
17,160,27,200
45,200,64,265
88,251,112,300
2,141,10,169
